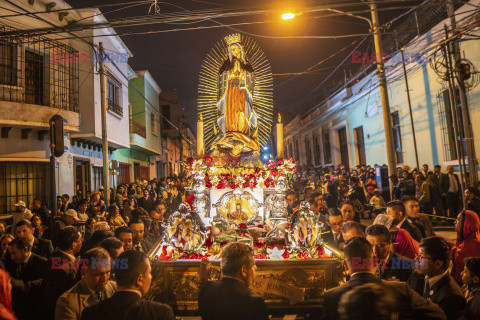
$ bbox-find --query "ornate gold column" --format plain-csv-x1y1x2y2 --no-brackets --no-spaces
276,114,284,160
196,113,204,159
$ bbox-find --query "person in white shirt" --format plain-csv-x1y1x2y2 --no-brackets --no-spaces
12,201,32,230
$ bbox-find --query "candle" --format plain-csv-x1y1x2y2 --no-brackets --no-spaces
277,113,284,160
197,113,204,159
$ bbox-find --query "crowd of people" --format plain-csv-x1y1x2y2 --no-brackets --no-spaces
0,163,478,319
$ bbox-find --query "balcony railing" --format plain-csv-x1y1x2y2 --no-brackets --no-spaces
108,99,123,117
0,24,79,112
131,120,146,138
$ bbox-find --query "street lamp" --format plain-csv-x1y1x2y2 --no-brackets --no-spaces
282,12,295,20
281,1,397,187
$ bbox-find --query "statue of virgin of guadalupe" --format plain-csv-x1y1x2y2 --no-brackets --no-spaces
213,34,259,155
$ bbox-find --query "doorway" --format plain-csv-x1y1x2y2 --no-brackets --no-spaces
338,127,349,169
75,160,90,198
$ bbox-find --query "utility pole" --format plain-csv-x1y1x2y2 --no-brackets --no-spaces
99,42,110,205
442,27,466,201
400,47,419,171
370,1,397,181
447,0,478,186
49,119,57,217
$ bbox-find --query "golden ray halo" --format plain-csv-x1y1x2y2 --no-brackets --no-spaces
197,34,273,152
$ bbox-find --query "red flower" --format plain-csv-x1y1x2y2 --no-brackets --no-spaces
200,254,211,260
282,250,290,259
189,253,200,260
298,250,312,260
264,180,271,188
253,242,264,249
204,237,213,248
242,182,249,188
204,154,213,164
254,167,261,174
277,160,284,166
186,157,194,165
257,225,264,228
216,183,223,189
249,181,257,188
229,182,237,189
239,223,247,229
270,169,278,177
226,174,232,180
278,169,285,176
179,252,189,259
206,181,213,188
316,246,325,256
182,180,187,186
255,252,266,259
267,245,274,249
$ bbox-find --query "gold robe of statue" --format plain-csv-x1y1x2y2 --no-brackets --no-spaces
213,39,259,155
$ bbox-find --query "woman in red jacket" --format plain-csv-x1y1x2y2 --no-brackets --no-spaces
452,210,480,284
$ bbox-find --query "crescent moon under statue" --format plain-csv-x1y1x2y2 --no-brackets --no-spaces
197,33,273,156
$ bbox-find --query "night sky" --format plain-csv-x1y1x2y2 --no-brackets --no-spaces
66,0,417,128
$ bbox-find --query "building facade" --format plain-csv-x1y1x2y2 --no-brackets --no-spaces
112,68,162,184
285,1,480,177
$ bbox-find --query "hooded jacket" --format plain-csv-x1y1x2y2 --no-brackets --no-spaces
452,210,480,284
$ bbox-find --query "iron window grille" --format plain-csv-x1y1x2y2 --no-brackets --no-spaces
0,24,79,112
391,111,404,164
107,72,122,117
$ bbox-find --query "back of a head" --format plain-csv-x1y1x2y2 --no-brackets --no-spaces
386,200,405,214
115,226,132,238
339,283,397,320
343,237,374,264
221,242,254,277
465,257,480,279
101,237,123,253
115,250,149,288
90,230,114,247
327,207,342,218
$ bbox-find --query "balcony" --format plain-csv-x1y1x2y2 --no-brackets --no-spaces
130,120,146,138
0,24,79,112
108,99,123,117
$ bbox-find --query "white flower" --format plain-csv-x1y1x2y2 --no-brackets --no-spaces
267,247,284,260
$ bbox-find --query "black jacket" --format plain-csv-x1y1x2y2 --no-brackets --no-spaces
32,205,50,225
398,218,423,242
466,197,480,216
43,250,82,320
377,253,413,282
441,174,461,195
137,196,155,213
199,277,269,320
6,253,48,320
322,227,344,250
322,272,446,320
408,273,466,320
80,291,174,320
32,237,54,259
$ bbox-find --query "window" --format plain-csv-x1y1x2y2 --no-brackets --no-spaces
391,111,404,164
0,43,17,86
437,88,465,161
107,74,122,117
314,136,321,166
0,162,50,215
323,131,331,164
305,138,312,166
92,167,102,191
294,140,299,161
151,112,157,135
25,50,44,105
162,105,171,129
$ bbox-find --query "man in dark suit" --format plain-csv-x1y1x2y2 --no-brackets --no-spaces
323,208,345,250
441,165,462,218
199,242,268,320
129,219,151,254
137,189,155,213
32,198,51,226
366,224,412,282
81,250,174,320
15,219,54,258
321,237,446,320
6,236,48,320
340,201,367,230
464,187,480,217
408,237,466,320
386,200,423,242
44,226,83,320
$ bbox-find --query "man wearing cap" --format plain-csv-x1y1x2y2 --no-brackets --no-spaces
12,201,33,230
51,209,79,248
